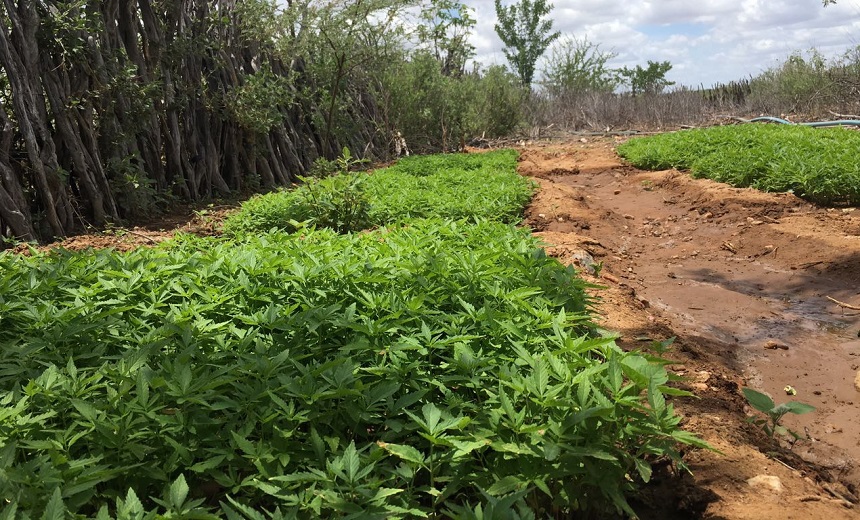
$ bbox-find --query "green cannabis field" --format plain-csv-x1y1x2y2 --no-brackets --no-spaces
617,124,860,206
0,151,703,518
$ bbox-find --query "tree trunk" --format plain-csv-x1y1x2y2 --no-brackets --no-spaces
0,1,71,237
0,0,394,245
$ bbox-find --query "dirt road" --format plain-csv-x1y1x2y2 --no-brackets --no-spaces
516,138,860,518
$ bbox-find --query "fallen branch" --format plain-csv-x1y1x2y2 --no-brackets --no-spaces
797,261,824,269
826,296,860,311
601,272,621,284
828,110,860,119
822,482,859,504
124,230,159,244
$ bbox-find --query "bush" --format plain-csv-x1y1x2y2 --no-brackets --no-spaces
748,49,836,114
473,65,525,138
383,53,524,152
617,124,860,205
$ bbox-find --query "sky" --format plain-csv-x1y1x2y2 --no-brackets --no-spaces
461,0,860,87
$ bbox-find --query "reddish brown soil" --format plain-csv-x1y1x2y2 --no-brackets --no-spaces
9,203,235,254
513,137,860,518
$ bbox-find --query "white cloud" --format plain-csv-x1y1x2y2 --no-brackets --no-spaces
462,0,860,86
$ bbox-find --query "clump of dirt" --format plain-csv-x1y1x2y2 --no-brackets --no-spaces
517,148,586,178
517,137,860,519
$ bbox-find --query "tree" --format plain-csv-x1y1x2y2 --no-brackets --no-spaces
493,0,560,87
619,60,675,96
307,0,409,157
542,36,619,96
416,0,476,77
0,0,404,243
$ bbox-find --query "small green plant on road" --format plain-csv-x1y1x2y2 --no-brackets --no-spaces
742,387,815,441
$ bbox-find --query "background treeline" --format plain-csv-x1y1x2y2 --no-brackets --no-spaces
531,43,860,132
0,0,522,243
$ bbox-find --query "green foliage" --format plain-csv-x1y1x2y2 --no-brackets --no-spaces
108,155,163,219
223,173,371,235
366,150,535,223
493,0,560,87
0,218,703,517
617,124,860,205
474,65,526,137
384,51,475,152
37,0,102,62
416,0,476,77
308,157,340,180
619,60,675,96
302,0,408,150
225,147,373,235
542,36,619,95
225,150,534,235
742,388,815,440
748,49,839,113
226,66,294,134
383,55,524,151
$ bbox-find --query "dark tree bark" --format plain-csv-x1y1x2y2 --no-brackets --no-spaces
0,0,71,237
0,0,393,245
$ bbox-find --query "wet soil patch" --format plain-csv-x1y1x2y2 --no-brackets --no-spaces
517,138,860,519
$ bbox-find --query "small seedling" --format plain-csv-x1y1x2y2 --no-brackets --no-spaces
334,146,369,172
742,387,815,441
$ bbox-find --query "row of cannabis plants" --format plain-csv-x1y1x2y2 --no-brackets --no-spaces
0,150,705,518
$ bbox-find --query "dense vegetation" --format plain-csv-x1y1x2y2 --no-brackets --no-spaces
223,150,535,235
0,0,528,244
617,124,860,206
0,151,704,518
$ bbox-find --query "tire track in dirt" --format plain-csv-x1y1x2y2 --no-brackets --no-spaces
513,138,860,519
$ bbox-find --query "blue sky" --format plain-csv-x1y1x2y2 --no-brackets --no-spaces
462,0,860,87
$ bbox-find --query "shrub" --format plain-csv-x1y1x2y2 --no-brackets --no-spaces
382,54,525,152
223,173,371,235
748,49,837,114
